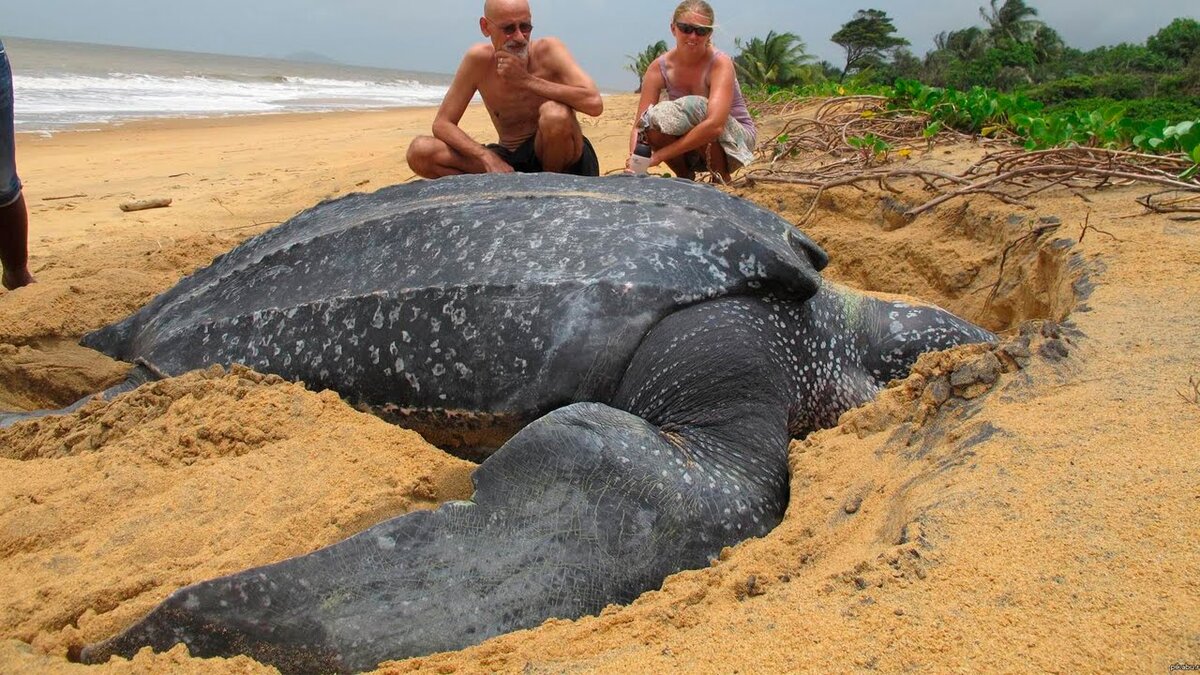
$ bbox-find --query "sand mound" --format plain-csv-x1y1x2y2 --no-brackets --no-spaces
1,366,472,664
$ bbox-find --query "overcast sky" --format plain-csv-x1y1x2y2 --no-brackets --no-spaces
1,1,1196,89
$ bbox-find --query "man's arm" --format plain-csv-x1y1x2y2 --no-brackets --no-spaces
433,46,512,173
501,37,602,117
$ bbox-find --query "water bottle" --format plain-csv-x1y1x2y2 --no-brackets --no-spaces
628,142,653,174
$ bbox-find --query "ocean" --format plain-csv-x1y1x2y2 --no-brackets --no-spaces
2,36,454,133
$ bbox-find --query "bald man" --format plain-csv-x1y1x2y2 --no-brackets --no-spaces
406,0,603,177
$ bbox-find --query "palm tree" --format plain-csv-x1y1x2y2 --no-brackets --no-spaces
733,31,816,88
934,26,988,61
1030,25,1065,64
979,0,1043,44
627,40,669,92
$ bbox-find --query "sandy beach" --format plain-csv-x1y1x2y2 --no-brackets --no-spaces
1,95,1198,673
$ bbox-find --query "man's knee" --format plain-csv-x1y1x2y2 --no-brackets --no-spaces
538,101,577,137
406,136,440,176
406,136,435,164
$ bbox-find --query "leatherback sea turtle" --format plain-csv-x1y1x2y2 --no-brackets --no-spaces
48,173,993,672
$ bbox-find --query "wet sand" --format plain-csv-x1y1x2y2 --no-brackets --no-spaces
1,96,1197,672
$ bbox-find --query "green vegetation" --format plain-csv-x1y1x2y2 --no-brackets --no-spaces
621,2,1200,174
625,40,669,93
887,80,1200,175
830,9,909,82
622,3,1200,102
733,31,819,89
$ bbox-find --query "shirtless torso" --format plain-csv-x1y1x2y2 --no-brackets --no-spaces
471,40,575,150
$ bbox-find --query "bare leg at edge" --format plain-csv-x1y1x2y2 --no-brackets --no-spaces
0,192,33,290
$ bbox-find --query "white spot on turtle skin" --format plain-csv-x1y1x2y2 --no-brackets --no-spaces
890,320,904,334
737,254,759,277
444,303,468,326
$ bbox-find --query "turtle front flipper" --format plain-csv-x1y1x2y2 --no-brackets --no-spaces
79,299,799,673
79,400,791,673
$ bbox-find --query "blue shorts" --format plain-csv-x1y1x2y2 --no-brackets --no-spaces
0,39,22,207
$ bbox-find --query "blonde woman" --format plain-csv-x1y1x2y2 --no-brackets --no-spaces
628,1,756,182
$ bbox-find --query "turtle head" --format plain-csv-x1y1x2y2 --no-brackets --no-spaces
820,285,996,385
858,294,997,384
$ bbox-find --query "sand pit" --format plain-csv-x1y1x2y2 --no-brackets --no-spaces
1,97,1197,672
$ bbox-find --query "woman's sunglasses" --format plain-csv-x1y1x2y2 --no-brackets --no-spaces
674,22,713,37
488,19,534,36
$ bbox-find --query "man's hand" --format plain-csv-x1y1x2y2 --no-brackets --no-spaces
494,51,532,86
480,148,515,174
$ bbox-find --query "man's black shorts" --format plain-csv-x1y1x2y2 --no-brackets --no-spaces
485,134,600,176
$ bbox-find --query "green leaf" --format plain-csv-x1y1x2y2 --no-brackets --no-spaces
1165,121,1195,139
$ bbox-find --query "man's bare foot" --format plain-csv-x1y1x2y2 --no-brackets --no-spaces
1,268,34,290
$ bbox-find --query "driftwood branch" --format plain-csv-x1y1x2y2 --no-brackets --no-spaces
119,197,172,212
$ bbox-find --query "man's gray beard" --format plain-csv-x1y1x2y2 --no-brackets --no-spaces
503,41,529,60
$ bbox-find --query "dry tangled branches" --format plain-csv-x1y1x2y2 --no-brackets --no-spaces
752,96,969,166
733,96,1200,224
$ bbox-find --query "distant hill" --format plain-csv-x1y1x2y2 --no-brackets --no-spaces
282,51,342,66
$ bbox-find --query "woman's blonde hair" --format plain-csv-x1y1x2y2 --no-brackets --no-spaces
672,0,714,25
